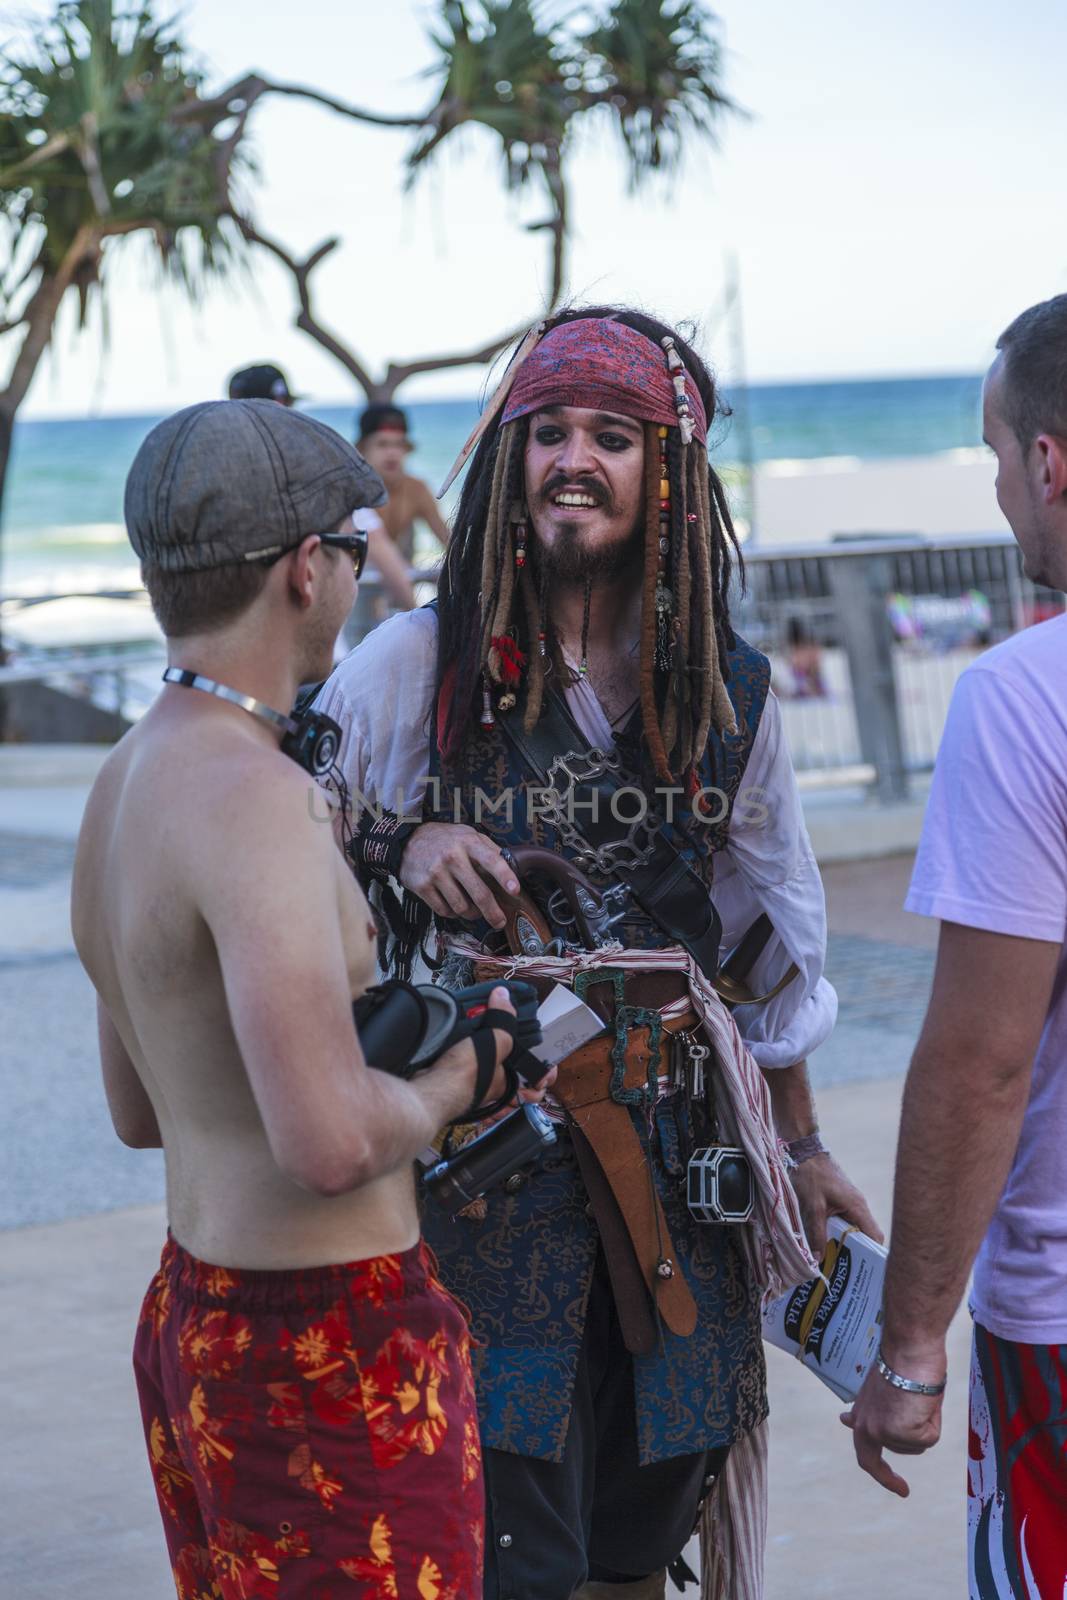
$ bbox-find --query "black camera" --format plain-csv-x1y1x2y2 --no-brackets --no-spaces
353,979,555,1212
422,1103,558,1215
280,707,342,777
353,978,546,1083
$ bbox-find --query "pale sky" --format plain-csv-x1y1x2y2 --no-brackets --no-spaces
5,0,1065,418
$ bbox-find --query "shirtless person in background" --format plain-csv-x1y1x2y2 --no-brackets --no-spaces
356,403,450,563
71,400,525,1599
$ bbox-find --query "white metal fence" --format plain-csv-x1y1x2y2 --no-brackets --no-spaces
3,535,1060,797
738,534,1064,794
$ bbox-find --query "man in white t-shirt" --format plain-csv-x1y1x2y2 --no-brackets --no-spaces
848,295,1067,1598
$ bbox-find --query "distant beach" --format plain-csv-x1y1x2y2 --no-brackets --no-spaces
754,449,1003,545
1,373,997,603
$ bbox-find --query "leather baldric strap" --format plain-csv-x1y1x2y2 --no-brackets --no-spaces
552,1011,701,1347
495,688,723,983
569,1128,659,1357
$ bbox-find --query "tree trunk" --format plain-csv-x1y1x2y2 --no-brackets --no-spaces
0,237,97,737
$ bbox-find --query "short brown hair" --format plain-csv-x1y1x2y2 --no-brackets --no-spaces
996,295,1067,450
141,558,270,637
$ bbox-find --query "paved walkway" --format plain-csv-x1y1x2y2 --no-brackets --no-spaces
1,748,970,1598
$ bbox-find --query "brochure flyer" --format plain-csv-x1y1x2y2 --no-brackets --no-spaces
763,1217,887,1402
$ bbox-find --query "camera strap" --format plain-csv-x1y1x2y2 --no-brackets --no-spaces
162,668,342,777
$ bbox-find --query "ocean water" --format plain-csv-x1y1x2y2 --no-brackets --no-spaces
1,374,984,596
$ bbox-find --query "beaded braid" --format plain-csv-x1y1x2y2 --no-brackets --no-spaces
691,451,737,754
634,424,738,787
662,427,691,765
479,425,515,669
519,557,547,731
638,423,676,786
701,458,741,736
482,423,524,678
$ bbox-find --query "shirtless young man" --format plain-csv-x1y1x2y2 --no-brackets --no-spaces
356,404,450,563
71,400,525,1599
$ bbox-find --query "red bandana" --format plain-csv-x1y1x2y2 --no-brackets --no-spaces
501,317,708,445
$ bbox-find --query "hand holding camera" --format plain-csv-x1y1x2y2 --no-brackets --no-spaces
353,977,549,1119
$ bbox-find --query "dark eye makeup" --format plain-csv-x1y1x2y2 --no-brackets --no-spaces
532,425,633,452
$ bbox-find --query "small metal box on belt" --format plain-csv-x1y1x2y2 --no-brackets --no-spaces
686,1146,755,1224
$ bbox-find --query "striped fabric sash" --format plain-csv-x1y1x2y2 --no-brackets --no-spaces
446,938,818,1298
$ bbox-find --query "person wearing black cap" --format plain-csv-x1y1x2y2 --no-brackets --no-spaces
222,373,416,611
70,399,527,1597
227,361,300,405
357,402,450,562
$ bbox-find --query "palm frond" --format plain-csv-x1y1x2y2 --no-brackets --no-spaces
407,0,573,190
0,0,245,300
579,0,737,185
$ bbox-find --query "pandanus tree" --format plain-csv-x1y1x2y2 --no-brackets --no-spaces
0,0,242,543
0,0,736,602
191,0,738,402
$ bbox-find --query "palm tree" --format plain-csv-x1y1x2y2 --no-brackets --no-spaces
0,0,241,546
232,0,738,402
0,0,738,669
0,0,737,482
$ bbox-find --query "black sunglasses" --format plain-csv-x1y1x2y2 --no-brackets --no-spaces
261,527,369,580
318,528,369,580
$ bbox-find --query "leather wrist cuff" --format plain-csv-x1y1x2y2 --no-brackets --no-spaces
349,809,419,885
784,1130,828,1166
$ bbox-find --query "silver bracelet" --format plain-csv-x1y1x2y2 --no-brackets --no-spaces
875,1352,947,1396
784,1130,827,1166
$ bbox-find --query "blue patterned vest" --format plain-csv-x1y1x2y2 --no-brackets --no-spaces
422,620,772,1465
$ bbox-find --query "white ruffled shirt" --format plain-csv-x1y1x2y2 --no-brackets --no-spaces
315,608,837,1068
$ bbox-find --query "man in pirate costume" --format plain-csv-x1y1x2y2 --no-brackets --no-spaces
316,309,879,1599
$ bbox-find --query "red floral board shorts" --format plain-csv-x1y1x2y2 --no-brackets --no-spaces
133,1235,484,1600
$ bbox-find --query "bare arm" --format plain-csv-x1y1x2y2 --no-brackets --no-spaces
846,920,1057,1495
764,1058,881,1252
98,998,162,1148
414,479,450,548
366,524,415,609
198,768,512,1196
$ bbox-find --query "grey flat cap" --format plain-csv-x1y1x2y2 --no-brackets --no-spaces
125,400,387,573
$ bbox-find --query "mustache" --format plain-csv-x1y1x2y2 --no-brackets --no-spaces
537,475,612,512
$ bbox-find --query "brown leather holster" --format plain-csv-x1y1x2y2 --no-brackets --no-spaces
552,1006,701,1356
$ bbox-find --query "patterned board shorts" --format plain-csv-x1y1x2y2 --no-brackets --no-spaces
134,1234,484,1600
969,1320,1067,1599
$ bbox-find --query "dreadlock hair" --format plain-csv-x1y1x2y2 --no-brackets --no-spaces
435,305,744,786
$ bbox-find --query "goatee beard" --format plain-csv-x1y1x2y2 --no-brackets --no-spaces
538,521,644,583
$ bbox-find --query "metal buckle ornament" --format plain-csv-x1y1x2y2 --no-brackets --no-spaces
609,1005,663,1108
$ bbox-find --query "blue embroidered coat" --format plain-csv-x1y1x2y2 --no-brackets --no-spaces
421,637,772,1466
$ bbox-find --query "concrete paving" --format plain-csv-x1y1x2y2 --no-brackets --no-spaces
803,780,932,865
2,1077,968,1600
1,745,968,1598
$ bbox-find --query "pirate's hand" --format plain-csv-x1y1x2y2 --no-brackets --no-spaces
399,823,519,930
790,1155,883,1256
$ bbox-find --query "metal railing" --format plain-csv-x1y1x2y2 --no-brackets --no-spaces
4,537,1058,798
738,533,1063,797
